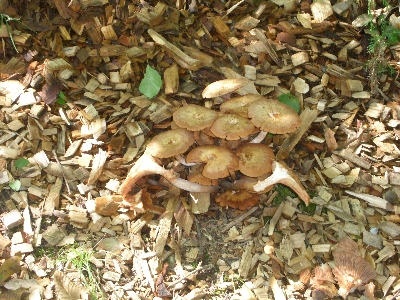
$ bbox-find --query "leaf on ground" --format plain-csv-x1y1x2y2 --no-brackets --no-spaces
14,158,29,169
139,65,162,98
278,93,301,113
9,180,21,191
0,255,21,284
96,237,124,252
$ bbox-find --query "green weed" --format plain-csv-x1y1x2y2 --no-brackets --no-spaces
0,13,36,53
271,184,297,206
56,244,106,300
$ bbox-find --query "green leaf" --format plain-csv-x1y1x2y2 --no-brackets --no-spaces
139,65,162,98
9,180,21,191
278,93,301,113
14,158,29,169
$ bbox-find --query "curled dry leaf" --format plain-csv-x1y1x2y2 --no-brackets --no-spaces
215,190,259,210
202,78,251,98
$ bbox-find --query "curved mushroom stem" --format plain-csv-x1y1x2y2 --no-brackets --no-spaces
174,154,199,167
253,161,310,205
250,131,268,143
118,152,218,197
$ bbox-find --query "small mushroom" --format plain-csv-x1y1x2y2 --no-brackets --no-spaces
236,143,274,177
248,98,301,134
332,236,377,298
210,113,255,140
186,145,239,179
253,161,310,205
146,128,195,158
188,172,218,186
118,152,218,197
219,94,265,117
173,104,219,131
215,190,259,210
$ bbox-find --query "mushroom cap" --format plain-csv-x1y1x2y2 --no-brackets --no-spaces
210,114,255,140
173,104,219,131
186,145,239,179
248,98,301,134
236,143,274,177
215,190,259,210
146,128,195,158
187,172,218,186
220,94,265,117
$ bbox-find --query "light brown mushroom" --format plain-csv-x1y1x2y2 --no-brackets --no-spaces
146,128,195,158
202,78,250,98
248,98,301,134
215,190,259,210
187,172,218,186
186,145,239,179
236,143,274,177
210,113,255,140
332,236,377,298
253,161,310,205
173,104,219,131
219,94,265,117
118,152,218,196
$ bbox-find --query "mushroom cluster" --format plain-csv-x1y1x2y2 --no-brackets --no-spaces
117,93,310,211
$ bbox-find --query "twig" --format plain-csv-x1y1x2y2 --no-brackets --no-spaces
52,150,71,195
221,206,258,232
167,264,212,289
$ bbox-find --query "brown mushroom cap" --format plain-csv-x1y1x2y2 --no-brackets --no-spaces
146,128,195,158
215,190,259,210
173,104,219,131
236,143,274,177
219,94,265,117
210,114,255,140
248,98,301,134
186,145,239,179
187,172,218,186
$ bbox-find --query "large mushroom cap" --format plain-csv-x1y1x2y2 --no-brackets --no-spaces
186,145,239,179
173,104,219,131
236,143,274,177
210,114,255,140
146,128,195,158
248,98,301,134
219,94,265,117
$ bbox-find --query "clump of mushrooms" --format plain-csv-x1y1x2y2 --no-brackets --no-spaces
115,90,310,212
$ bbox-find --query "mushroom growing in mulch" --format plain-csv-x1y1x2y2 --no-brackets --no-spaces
236,143,274,177
215,190,259,210
248,98,301,134
173,104,219,131
210,113,255,140
219,94,265,117
186,145,239,179
146,128,195,158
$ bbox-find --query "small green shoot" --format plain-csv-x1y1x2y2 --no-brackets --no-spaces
139,64,162,98
14,158,29,169
0,13,37,53
9,179,21,191
278,93,300,113
298,202,317,215
57,244,105,300
56,91,67,106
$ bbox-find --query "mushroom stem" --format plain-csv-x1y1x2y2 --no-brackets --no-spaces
253,161,310,205
174,154,198,167
250,131,268,143
118,152,218,197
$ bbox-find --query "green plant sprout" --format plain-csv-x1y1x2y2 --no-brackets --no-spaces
0,13,37,53
57,244,106,300
56,91,67,106
366,0,400,93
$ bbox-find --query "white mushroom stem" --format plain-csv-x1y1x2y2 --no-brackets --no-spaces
174,154,199,167
250,131,268,143
253,161,310,205
118,152,218,197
